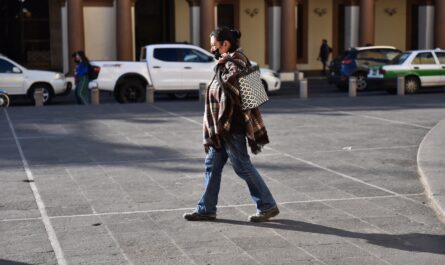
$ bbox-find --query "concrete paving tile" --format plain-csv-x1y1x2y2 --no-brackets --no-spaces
168,228,243,256
361,216,436,234
305,242,371,262
65,253,128,265
111,231,184,258
230,235,292,251
190,253,255,265
380,252,445,265
131,255,194,265
0,209,41,220
246,247,316,264
324,199,399,219
0,253,57,265
326,255,391,265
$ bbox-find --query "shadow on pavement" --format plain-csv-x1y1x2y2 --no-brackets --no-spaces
0,259,32,265
214,218,445,255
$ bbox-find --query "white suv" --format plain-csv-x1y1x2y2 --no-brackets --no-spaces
0,55,71,104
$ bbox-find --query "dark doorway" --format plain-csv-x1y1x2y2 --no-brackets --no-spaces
0,0,51,69
296,0,308,63
135,0,175,60
217,0,239,29
407,0,421,50
333,1,347,58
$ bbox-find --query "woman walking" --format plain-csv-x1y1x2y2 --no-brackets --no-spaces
183,27,279,222
72,51,91,105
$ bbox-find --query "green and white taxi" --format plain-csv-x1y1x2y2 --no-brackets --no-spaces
368,49,445,93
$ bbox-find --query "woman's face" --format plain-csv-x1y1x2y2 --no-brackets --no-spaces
210,36,229,57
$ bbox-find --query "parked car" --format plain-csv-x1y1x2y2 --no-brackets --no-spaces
0,54,72,104
328,46,402,90
92,43,281,103
368,49,445,94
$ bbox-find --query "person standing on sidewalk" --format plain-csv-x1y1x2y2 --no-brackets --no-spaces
317,39,332,74
183,26,279,222
72,51,91,105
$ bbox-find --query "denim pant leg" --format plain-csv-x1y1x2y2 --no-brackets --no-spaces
196,146,228,215
225,134,277,213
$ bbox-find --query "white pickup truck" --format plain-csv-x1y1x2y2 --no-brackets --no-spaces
92,43,281,103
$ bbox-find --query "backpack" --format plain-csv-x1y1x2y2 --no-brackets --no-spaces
88,64,99,80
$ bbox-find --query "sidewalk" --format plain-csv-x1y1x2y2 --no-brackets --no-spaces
418,119,445,223
1,92,445,265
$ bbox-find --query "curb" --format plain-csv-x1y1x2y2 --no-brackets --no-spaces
417,119,445,224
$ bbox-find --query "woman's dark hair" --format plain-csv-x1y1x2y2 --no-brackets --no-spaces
72,50,90,64
210,26,241,52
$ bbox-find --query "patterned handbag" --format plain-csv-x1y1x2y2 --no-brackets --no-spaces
229,58,269,110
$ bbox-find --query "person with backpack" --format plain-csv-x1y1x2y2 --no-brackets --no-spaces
72,51,91,105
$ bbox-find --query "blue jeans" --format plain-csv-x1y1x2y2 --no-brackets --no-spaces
196,134,277,215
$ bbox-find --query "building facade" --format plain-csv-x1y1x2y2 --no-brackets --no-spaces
1,0,444,79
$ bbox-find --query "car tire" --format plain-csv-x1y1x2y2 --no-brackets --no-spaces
405,76,420,94
30,83,53,104
0,93,10,107
354,72,368,91
117,79,145,103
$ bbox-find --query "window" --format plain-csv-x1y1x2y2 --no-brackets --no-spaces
0,59,16,73
183,49,211,63
357,50,385,60
392,52,411,65
153,48,183,62
435,52,445,64
383,50,402,61
412,52,436,65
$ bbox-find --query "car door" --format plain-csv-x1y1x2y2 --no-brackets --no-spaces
434,51,445,85
149,48,184,90
0,58,25,95
181,48,215,90
409,52,441,86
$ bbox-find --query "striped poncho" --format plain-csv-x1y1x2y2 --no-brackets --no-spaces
203,49,269,154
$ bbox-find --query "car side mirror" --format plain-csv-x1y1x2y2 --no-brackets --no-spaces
208,56,214,62
12,67,21,73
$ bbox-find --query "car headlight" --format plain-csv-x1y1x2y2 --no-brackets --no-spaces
55,73,65,80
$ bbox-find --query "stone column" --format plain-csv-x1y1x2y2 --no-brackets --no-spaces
67,0,85,74
435,0,445,48
280,0,296,80
344,3,359,50
266,0,281,72
200,0,215,51
418,4,434,49
359,0,374,46
117,0,133,60
187,0,200,46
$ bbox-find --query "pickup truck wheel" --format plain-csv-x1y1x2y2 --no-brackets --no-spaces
117,80,145,103
30,84,53,104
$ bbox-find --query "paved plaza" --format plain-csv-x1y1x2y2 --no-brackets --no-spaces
1,89,445,265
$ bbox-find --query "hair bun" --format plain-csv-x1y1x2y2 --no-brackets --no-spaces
231,30,241,39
